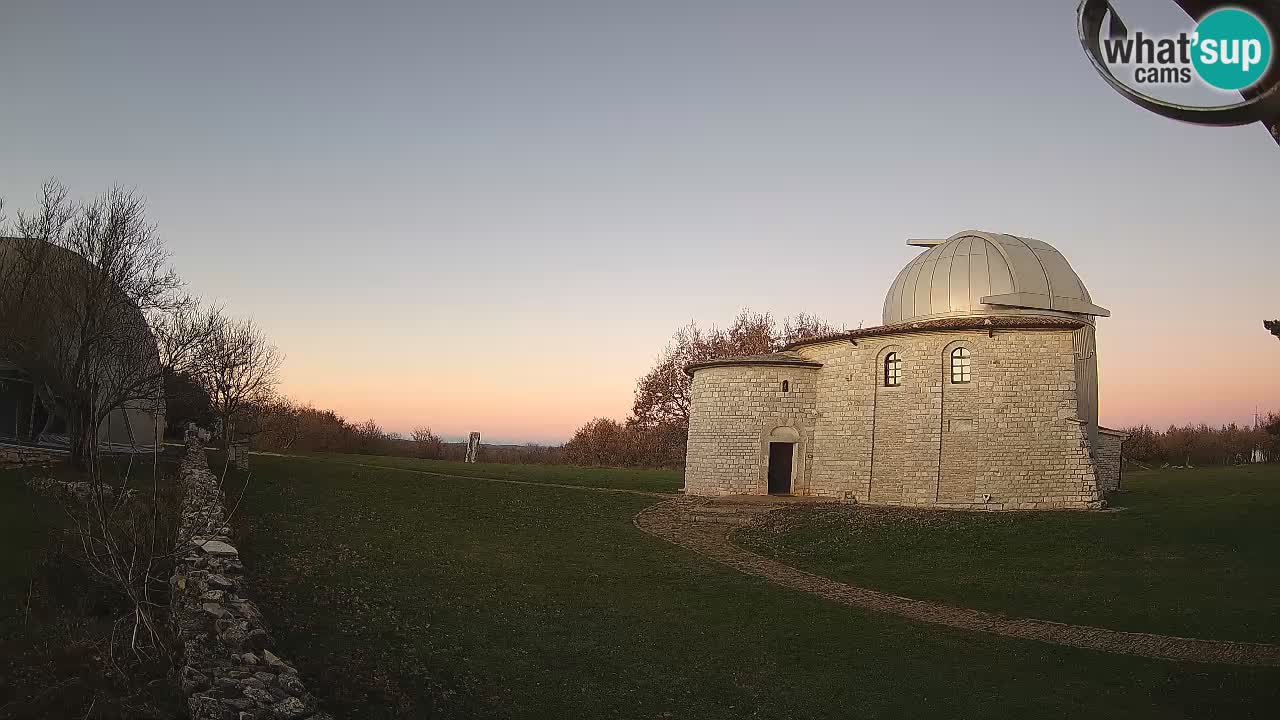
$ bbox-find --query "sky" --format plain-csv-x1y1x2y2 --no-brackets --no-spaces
2,0,1277,443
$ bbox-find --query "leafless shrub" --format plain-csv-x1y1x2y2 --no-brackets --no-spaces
194,313,282,446
411,426,445,459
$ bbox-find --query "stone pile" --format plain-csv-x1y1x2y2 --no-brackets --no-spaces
0,444,60,470
25,476,138,502
171,425,332,720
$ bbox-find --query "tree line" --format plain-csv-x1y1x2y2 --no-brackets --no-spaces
1121,415,1280,468
210,397,568,464
178,307,841,468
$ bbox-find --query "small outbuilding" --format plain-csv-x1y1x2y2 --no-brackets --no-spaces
683,230,1126,510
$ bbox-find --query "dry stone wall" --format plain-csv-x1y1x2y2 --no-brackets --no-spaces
0,444,61,470
685,327,1107,509
171,426,331,720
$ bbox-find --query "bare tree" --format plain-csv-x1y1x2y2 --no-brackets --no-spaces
630,309,840,430
0,183,227,666
254,395,304,451
411,425,445,459
1,181,185,469
353,418,387,455
197,314,282,447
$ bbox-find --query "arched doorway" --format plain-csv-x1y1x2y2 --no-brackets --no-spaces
765,426,800,495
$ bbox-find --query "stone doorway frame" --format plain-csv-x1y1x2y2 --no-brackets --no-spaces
757,424,805,495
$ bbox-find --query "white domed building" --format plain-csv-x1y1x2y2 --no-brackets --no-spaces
0,236,165,453
683,230,1126,510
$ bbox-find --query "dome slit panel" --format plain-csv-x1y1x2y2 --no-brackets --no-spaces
969,243,990,311
913,259,936,320
949,252,970,313
930,256,953,315
885,268,909,324
884,269,901,323
985,242,1014,296
1037,252,1087,302
1000,236,1050,296
901,260,926,322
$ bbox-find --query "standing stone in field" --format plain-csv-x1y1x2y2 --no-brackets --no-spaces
465,431,480,463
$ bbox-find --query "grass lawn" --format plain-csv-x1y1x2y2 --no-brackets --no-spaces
294,451,683,494
232,454,1279,719
0,468,65,637
736,464,1280,644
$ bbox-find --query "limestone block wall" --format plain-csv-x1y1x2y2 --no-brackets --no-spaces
1096,428,1127,493
684,365,818,495
794,341,873,499
685,326,1106,509
793,328,1101,509
0,444,61,470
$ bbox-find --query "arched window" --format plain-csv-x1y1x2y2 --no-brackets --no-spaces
781,380,789,393
884,352,901,387
951,347,971,384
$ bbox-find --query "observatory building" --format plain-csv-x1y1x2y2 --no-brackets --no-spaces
683,230,1125,510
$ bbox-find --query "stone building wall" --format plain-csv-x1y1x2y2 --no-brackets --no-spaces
685,327,1105,509
1096,428,1127,493
0,444,61,470
684,364,818,495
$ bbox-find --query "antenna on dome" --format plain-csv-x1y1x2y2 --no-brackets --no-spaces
906,238,946,247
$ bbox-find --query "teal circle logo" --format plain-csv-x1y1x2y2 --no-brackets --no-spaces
1191,8,1273,90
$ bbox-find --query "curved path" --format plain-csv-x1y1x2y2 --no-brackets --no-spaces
634,498,1280,668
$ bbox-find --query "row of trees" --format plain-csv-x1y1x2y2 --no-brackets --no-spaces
1122,415,1280,468
1122,319,1279,467
0,181,282,469
237,399,566,464
161,307,839,469
563,309,841,468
